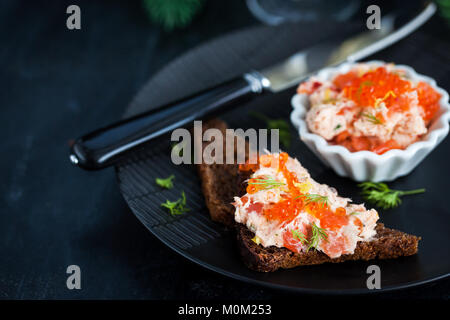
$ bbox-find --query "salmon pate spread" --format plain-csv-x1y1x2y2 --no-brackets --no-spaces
234,152,379,259
298,63,442,154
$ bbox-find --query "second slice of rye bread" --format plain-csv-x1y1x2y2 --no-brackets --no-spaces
196,119,420,272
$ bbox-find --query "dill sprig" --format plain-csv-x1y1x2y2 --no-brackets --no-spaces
155,174,175,189
248,175,285,190
296,193,329,207
362,112,383,124
291,223,328,251
291,229,308,244
161,191,190,215
358,182,425,210
307,223,328,251
249,111,291,148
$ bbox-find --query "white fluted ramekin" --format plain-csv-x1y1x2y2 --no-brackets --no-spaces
290,60,450,182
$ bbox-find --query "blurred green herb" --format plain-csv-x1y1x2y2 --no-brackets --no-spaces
249,111,291,148
142,0,204,31
437,0,450,25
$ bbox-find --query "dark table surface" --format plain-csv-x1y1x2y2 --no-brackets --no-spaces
1,0,448,299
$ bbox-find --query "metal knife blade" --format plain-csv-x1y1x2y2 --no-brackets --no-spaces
259,3,436,93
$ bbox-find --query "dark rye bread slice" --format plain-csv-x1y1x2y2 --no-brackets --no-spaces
197,119,420,272
196,118,249,226
237,223,420,272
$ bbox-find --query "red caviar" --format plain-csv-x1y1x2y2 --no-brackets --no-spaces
334,66,441,120
305,203,348,230
246,178,261,194
416,81,441,122
335,67,411,108
240,153,350,230
263,194,304,223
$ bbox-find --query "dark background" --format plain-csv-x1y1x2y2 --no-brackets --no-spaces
0,0,448,299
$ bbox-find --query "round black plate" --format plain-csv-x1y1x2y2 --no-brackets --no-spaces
116,22,450,294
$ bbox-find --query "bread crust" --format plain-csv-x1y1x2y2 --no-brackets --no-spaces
196,119,248,226
237,223,420,272
197,119,420,272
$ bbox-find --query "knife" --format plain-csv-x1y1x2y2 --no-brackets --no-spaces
70,3,436,170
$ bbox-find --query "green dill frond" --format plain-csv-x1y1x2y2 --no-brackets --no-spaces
291,229,308,244
362,112,383,124
155,174,175,189
307,223,328,251
161,191,190,215
358,182,425,210
291,223,328,252
248,175,285,190
296,193,329,208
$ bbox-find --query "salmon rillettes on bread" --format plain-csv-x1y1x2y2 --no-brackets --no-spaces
197,119,420,272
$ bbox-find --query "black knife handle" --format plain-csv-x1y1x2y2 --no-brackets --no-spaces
69,73,268,170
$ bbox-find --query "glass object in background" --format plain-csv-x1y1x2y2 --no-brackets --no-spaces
246,0,359,25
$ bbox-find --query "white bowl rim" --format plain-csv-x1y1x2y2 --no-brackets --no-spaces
291,60,450,161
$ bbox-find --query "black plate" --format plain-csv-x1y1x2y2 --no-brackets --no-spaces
115,22,450,294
